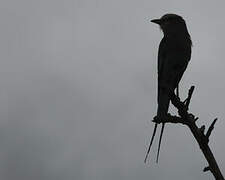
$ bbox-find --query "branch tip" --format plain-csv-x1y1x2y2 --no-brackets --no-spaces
199,125,205,134
206,118,218,139
203,166,211,172
185,86,195,108
194,117,199,122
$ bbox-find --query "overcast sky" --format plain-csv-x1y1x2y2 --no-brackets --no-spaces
1,0,225,179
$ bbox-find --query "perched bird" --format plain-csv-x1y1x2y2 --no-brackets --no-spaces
145,14,192,163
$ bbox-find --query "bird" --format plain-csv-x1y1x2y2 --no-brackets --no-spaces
145,14,192,163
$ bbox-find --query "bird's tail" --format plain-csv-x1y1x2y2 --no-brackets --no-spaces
157,88,170,118
156,85,179,163
144,123,158,163
156,123,165,163
155,84,180,163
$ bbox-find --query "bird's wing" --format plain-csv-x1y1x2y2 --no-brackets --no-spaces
157,37,167,82
158,37,190,90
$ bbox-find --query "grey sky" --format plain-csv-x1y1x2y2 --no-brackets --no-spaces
1,0,225,179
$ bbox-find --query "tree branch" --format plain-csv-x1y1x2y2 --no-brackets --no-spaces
206,118,218,140
154,86,224,180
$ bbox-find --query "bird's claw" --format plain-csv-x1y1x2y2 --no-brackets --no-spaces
153,114,170,124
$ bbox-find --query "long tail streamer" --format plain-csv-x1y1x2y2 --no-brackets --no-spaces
144,123,158,163
156,123,165,163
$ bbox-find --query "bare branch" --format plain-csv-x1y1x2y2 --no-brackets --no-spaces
156,86,225,180
184,86,195,109
153,115,186,125
199,125,206,134
194,117,199,122
203,166,211,172
206,118,218,139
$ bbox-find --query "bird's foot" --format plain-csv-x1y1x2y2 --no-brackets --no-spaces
153,114,171,124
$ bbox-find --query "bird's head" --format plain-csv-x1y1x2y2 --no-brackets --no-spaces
151,14,188,36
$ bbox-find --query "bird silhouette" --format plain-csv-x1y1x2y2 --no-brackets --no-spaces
145,14,192,163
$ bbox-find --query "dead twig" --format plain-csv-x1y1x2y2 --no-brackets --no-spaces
159,86,224,180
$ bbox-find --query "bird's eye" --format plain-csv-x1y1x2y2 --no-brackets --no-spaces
161,19,170,25
161,19,167,24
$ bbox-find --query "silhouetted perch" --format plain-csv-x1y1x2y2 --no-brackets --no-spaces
184,85,194,109
203,166,211,172
206,118,218,139
159,86,224,180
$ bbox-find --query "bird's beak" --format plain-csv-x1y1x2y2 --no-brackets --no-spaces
151,19,161,25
